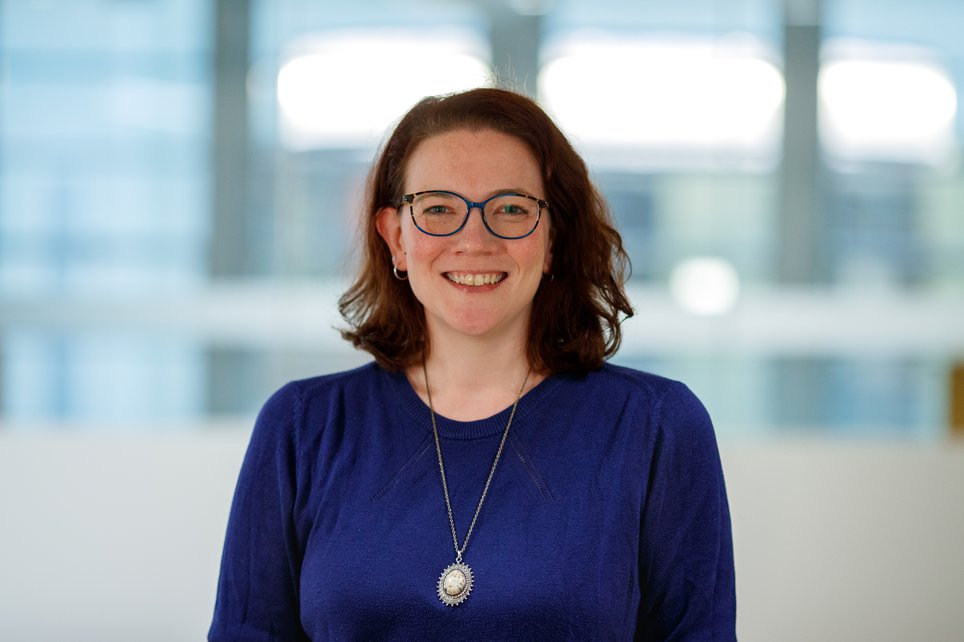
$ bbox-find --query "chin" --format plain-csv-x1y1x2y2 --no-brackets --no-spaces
448,318,503,338
446,308,530,340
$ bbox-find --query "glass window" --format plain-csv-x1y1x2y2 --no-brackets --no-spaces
1,0,961,438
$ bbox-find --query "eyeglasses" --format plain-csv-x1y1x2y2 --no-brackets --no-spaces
398,190,548,240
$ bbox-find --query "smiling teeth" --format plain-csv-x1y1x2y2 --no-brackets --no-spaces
446,273,505,286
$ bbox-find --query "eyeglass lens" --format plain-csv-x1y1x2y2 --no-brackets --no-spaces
410,192,540,238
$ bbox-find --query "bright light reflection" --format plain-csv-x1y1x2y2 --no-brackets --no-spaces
819,58,958,165
670,257,741,316
540,38,785,158
277,32,490,149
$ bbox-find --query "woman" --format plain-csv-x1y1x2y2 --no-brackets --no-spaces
209,88,736,641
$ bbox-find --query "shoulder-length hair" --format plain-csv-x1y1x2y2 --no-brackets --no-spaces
338,87,633,375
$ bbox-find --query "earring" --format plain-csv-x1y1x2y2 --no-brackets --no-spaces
391,256,408,281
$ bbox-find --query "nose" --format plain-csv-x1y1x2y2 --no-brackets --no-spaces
455,204,497,250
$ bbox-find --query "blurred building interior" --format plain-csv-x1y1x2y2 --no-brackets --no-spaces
1,0,963,436
1,0,963,640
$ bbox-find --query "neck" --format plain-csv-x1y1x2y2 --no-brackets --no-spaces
409,330,541,422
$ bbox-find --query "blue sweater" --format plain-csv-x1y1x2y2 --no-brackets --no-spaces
209,362,735,641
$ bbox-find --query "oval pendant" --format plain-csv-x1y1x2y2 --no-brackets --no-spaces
437,562,473,606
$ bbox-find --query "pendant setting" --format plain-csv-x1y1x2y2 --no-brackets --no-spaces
437,562,473,606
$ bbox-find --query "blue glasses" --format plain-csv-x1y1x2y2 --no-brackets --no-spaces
398,190,548,240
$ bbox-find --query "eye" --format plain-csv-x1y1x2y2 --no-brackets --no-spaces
499,203,528,215
488,195,534,217
413,192,461,217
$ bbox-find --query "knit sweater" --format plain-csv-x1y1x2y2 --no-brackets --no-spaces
209,362,736,641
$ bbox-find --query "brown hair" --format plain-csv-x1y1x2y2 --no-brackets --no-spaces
338,87,633,375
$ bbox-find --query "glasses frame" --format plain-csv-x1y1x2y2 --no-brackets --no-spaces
397,190,549,240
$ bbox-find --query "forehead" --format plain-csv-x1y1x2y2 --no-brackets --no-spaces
403,128,544,195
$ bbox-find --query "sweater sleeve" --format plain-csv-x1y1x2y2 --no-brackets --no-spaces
209,383,310,642
635,382,736,641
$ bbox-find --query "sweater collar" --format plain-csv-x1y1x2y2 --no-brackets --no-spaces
383,365,561,441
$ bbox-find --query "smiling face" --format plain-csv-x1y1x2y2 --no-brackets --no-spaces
376,128,552,346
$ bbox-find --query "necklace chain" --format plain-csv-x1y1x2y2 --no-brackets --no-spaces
424,363,531,564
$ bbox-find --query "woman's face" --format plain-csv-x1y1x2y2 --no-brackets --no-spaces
377,128,553,345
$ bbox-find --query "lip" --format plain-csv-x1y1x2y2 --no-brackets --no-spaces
443,271,508,289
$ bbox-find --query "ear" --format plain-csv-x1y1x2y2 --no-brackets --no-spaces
543,245,553,275
542,220,554,276
375,206,407,271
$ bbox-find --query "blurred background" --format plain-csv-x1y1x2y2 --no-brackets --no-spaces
1,0,962,640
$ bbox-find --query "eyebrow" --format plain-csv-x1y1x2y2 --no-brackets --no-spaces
491,188,536,197
414,188,539,199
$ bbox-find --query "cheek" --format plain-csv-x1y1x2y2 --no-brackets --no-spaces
514,244,549,280
401,229,441,267
398,222,421,254
532,230,552,273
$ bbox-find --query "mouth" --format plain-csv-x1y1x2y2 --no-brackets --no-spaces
444,272,507,287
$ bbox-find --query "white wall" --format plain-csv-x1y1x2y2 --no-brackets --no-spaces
1,430,962,641
725,440,964,641
0,429,246,642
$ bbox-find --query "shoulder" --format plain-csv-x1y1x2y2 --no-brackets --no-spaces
585,363,714,444
252,362,387,441
586,363,704,411
263,362,384,412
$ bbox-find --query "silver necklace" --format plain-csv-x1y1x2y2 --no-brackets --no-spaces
423,363,531,607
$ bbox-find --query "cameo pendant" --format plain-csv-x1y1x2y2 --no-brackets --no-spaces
437,562,473,606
